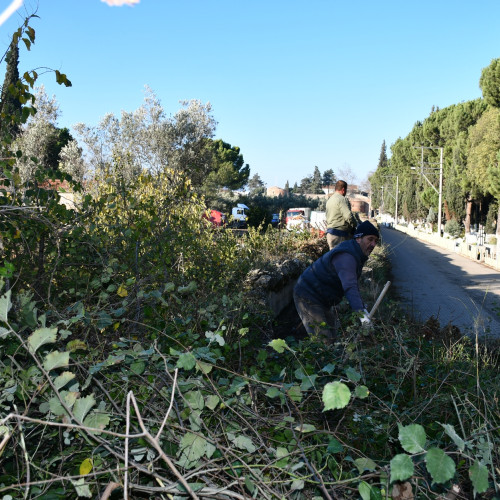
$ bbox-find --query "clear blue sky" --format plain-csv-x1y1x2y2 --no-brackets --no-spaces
2,0,500,189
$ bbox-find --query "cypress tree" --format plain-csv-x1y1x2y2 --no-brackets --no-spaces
1,38,23,139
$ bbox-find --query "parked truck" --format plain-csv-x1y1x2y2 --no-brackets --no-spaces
285,207,312,231
231,203,249,228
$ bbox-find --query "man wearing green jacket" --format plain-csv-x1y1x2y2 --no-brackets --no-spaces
325,180,358,250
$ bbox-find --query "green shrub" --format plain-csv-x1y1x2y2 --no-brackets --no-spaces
445,219,462,238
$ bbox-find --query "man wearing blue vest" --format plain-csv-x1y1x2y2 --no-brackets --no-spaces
293,220,379,344
325,180,358,250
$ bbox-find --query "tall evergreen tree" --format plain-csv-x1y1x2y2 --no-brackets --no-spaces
377,140,388,169
0,38,22,138
311,166,322,193
479,58,500,107
284,180,290,196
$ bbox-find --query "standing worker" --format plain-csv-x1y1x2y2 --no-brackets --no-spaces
325,180,358,250
293,220,379,344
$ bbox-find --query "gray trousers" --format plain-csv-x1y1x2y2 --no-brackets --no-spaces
293,292,338,344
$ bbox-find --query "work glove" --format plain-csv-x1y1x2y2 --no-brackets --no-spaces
359,309,373,334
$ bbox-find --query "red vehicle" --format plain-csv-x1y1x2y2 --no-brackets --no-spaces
203,209,227,227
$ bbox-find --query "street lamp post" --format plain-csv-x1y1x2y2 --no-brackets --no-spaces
412,146,444,237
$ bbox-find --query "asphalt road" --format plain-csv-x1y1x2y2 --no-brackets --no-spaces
380,226,500,339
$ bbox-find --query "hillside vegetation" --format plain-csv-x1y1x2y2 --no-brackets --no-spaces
0,17,499,500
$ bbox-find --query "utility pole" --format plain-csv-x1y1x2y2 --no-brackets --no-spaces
412,146,444,237
382,175,399,223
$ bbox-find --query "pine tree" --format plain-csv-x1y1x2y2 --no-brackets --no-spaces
0,38,22,138
284,180,289,196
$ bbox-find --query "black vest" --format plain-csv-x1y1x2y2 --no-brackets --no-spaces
294,238,367,307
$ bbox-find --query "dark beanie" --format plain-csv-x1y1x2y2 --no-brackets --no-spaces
354,221,379,239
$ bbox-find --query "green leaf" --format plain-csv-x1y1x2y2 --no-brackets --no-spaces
28,327,58,354
73,395,96,423
177,352,197,370
390,454,414,482
66,339,87,352
231,435,256,453
43,351,70,371
0,290,12,323
130,360,145,375
469,460,489,495
425,447,456,484
327,438,344,453
178,433,207,468
440,423,465,451
322,381,351,411
54,371,76,390
398,423,426,453
287,384,302,402
291,479,304,491
196,360,213,374
266,387,281,399
345,366,361,382
205,395,219,410
355,385,370,399
358,481,371,500
268,338,289,353
184,391,205,410
354,457,377,474
83,411,110,435
71,478,91,498
294,423,316,433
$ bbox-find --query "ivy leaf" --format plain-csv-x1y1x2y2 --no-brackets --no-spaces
440,423,465,451
268,338,289,353
28,327,58,354
355,385,370,399
345,367,361,382
43,351,70,371
425,447,456,484
469,460,489,495
322,381,351,411
73,395,96,423
177,352,196,370
0,290,12,323
83,411,110,435
390,453,414,482
398,423,426,453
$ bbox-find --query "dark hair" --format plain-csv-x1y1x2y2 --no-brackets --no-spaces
335,180,347,192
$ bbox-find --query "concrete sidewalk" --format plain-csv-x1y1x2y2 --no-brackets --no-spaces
393,223,499,270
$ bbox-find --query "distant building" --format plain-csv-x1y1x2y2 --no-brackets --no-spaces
267,186,285,197
349,193,370,216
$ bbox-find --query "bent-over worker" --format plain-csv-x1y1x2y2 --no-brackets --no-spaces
293,220,379,344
